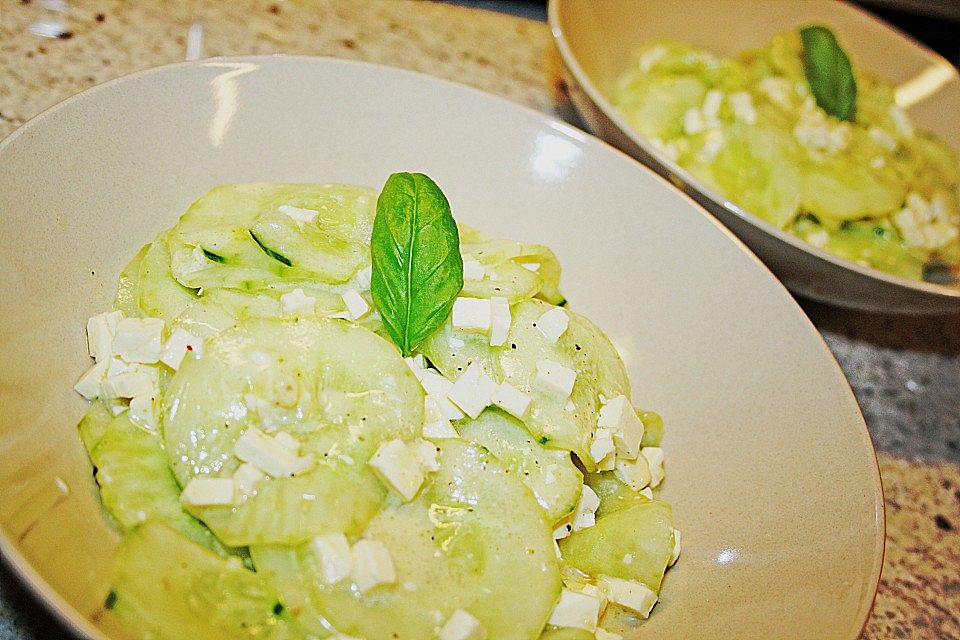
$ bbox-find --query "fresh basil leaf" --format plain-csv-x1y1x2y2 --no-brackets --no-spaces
800,25,857,121
370,173,463,356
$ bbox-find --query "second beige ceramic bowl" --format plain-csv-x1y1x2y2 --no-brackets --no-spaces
550,0,960,314
0,57,882,639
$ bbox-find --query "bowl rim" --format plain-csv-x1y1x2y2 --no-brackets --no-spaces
0,53,886,640
547,0,960,305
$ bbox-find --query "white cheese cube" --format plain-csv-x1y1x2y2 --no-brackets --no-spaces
233,462,265,498
310,532,353,584
107,356,134,377
278,204,318,226
439,608,487,640
534,360,577,401
462,258,486,281
597,576,658,619
101,372,156,399
590,428,616,465
595,629,623,640
354,265,373,291
519,261,540,272
553,519,573,540
368,439,425,501
641,447,665,488
108,400,129,416
889,105,914,138
452,297,491,333
669,528,682,566
536,307,569,343
596,453,616,472
404,355,427,381
411,438,440,472
160,328,203,370
280,288,316,315
447,363,495,419
728,91,757,124
341,290,370,320
273,431,300,452
490,382,531,420
571,485,601,532
639,487,654,500
547,589,601,632
234,427,314,478
682,107,705,135
598,395,644,460
422,396,460,439
614,454,651,492
74,360,108,400
702,89,723,120
86,310,123,362
112,317,164,364
350,539,396,592
180,477,235,506
488,297,511,347
128,394,156,429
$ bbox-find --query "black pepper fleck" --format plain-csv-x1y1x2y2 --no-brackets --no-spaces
57,31,74,40
934,515,953,531
95,12,105,22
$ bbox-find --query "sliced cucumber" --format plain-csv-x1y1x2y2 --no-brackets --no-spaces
113,244,147,317
90,413,225,554
77,400,114,453
418,316,501,380
460,238,564,304
583,471,648,518
539,628,595,640
256,440,562,640
163,317,422,545
559,500,674,592
460,408,582,522
138,229,199,321
110,522,291,640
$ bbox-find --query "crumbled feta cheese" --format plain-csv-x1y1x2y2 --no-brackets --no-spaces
696,129,725,164
649,137,679,161
107,356,135,377
354,265,373,290
421,372,465,421
273,431,300,452
548,589,601,632
462,258,486,280
596,576,658,619
368,439,425,501
350,539,396,592
447,363,496,419
86,310,123,362
702,89,723,123
639,487,654,500
74,360,108,399
310,533,353,584
411,438,440,472
160,328,202,370
519,261,540,272
758,76,792,108
614,454,652,492
439,608,487,640
893,191,959,250
278,204,318,226
868,126,897,151
341,290,370,320
280,288,316,315
641,447,665,487
128,394,156,429
234,427,314,478
101,371,156,399
571,485,601,532
598,395,644,460
404,355,426,381
669,528,682,566
112,317,164,364
794,97,850,157
488,297,511,347
181,477,235,506
490,382,531,420
422,396,460,439
553,520,573,540
728,91,757,125
806,229,830,248
184,245,209,275
232,462,265,498
534,360,577,401
888,105,914,138
590,428,616,466
536,307,569,343
682,107,705,136
638,45,666,72
452,297,491,333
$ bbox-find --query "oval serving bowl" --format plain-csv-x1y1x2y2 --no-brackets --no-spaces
550,0,960,314
0,56,882,640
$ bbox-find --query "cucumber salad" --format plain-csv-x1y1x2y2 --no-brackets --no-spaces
73,174,680,640
613,27,960,283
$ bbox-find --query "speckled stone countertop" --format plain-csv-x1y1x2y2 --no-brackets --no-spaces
0,0,958,638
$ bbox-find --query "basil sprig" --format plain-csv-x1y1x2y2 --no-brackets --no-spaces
800,25,857,122
370,173,463,356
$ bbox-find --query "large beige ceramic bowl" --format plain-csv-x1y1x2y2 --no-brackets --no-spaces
0,57,882,639
550,0,960,314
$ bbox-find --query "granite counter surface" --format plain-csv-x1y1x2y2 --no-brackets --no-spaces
1,0,958,638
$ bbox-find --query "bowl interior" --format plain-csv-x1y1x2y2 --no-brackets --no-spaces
0,57,883,640
550,0,960,312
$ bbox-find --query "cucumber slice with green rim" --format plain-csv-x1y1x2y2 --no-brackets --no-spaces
77,400,114,453
163,317,423,545
459,408,582,522
90,413,226,555
138,229,199,321
109,522,291,640
559,500,674,592
255,440,562,640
